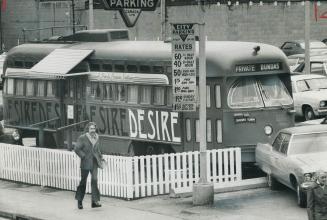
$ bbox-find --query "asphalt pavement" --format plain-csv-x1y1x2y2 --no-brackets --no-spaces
0,179,307,220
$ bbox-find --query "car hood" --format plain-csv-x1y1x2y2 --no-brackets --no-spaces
291,152,327,172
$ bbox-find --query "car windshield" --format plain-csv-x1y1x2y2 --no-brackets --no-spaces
300,42,327,49
228,75,293,108
289,132,327,155
305,78,327,90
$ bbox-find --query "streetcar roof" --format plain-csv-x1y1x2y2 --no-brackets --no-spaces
6,41,289,77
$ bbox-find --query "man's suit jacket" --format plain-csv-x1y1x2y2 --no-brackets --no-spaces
307,182,327,220
74,133,103,170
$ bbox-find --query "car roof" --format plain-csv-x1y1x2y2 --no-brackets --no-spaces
280,124,327,135
291,74,325,81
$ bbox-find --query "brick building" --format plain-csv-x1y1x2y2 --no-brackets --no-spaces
1,0,327,50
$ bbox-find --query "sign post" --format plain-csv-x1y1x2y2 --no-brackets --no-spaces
171,23,197,112
192,2,214,206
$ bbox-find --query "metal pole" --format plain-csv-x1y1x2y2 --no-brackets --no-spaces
89,0,94,30
160,0,166,41
72,0,76,33
199,21,207,183
0,3,2,52
305,0,310,74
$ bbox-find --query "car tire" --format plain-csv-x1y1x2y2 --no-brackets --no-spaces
297,183,307,208
267,174,280,190
304,106,315,121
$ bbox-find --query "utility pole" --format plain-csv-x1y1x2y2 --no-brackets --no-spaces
72,0,76,33
160,0,166,41
304,0,310,74
192,0,214,206
89,0,94,30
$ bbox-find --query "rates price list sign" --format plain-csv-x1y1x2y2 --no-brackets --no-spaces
171,23,197,112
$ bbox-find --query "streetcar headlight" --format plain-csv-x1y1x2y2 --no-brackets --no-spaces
12,130,20,141
320,101,327,107
264,125,273,135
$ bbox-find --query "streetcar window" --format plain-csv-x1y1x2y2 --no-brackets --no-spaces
114,65,125,72
140,86,151,104
127,85,138,103
140,65,150,73
166,66,172,74
116,84,126,102
153,87,165,106
258,75,293,107
90,63,100,71
46,81,56,97
207,120,212,142
15,79,24,96
127,65,137,73
7,78,14,95
14,61,23,68
195,120,200,142
25,61,34,68
103,64,112,71
153,66,164,74
215,85,221,108
167,88,173,106
91,82,101,99
228,78,264,108
186,119,191,142
216,120,222,143
206,85,211,108
26,79,34,96
36,80,45,97
103,83,113,101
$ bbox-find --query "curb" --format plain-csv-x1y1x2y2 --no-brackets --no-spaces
169,177,268,198
0,210,44,220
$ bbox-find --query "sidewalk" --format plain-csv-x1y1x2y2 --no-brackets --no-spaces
0,179,307,220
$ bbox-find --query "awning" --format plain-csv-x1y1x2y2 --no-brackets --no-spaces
5,68,91,79
31,48,94,75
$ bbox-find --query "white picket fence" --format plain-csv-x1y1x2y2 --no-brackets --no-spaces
0,144,242,199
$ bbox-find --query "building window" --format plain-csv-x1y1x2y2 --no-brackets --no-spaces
15,79,24,96
69,79,74,98
153,87,165,105
216,120,222,143
167,88,173,106
215,85,221,108
76,80,85,99
195,120,200,142
36,80,45,97
153,66,164,74
26,80,34,96
186,119,191,142
116,85,126,102
46,81,56,97
140,86,151,104
103,83,113,101
14,61,23,68
127,85,138,103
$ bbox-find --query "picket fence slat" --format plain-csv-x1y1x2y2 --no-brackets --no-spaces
0,144,241,199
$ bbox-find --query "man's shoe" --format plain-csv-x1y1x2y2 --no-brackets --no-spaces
91,201,102,208
78,201,83,209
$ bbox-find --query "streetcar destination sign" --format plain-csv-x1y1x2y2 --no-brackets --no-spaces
101,0,159,27
171,23,197,112
235,62,282,73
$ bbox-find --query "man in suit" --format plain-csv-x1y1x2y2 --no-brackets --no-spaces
74,122,104,209
303,170,327,220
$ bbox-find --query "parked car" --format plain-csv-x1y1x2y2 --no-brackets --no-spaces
0,122,22,145
281,40,327,56
292,55,327,76
291,74,327,120
256,124,327,207
323,38,327,45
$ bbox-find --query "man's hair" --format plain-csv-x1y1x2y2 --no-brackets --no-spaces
84,122,97,133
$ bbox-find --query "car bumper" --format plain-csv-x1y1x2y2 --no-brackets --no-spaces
317,108,327,116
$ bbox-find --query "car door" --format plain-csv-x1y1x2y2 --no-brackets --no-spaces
270,133,291,183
